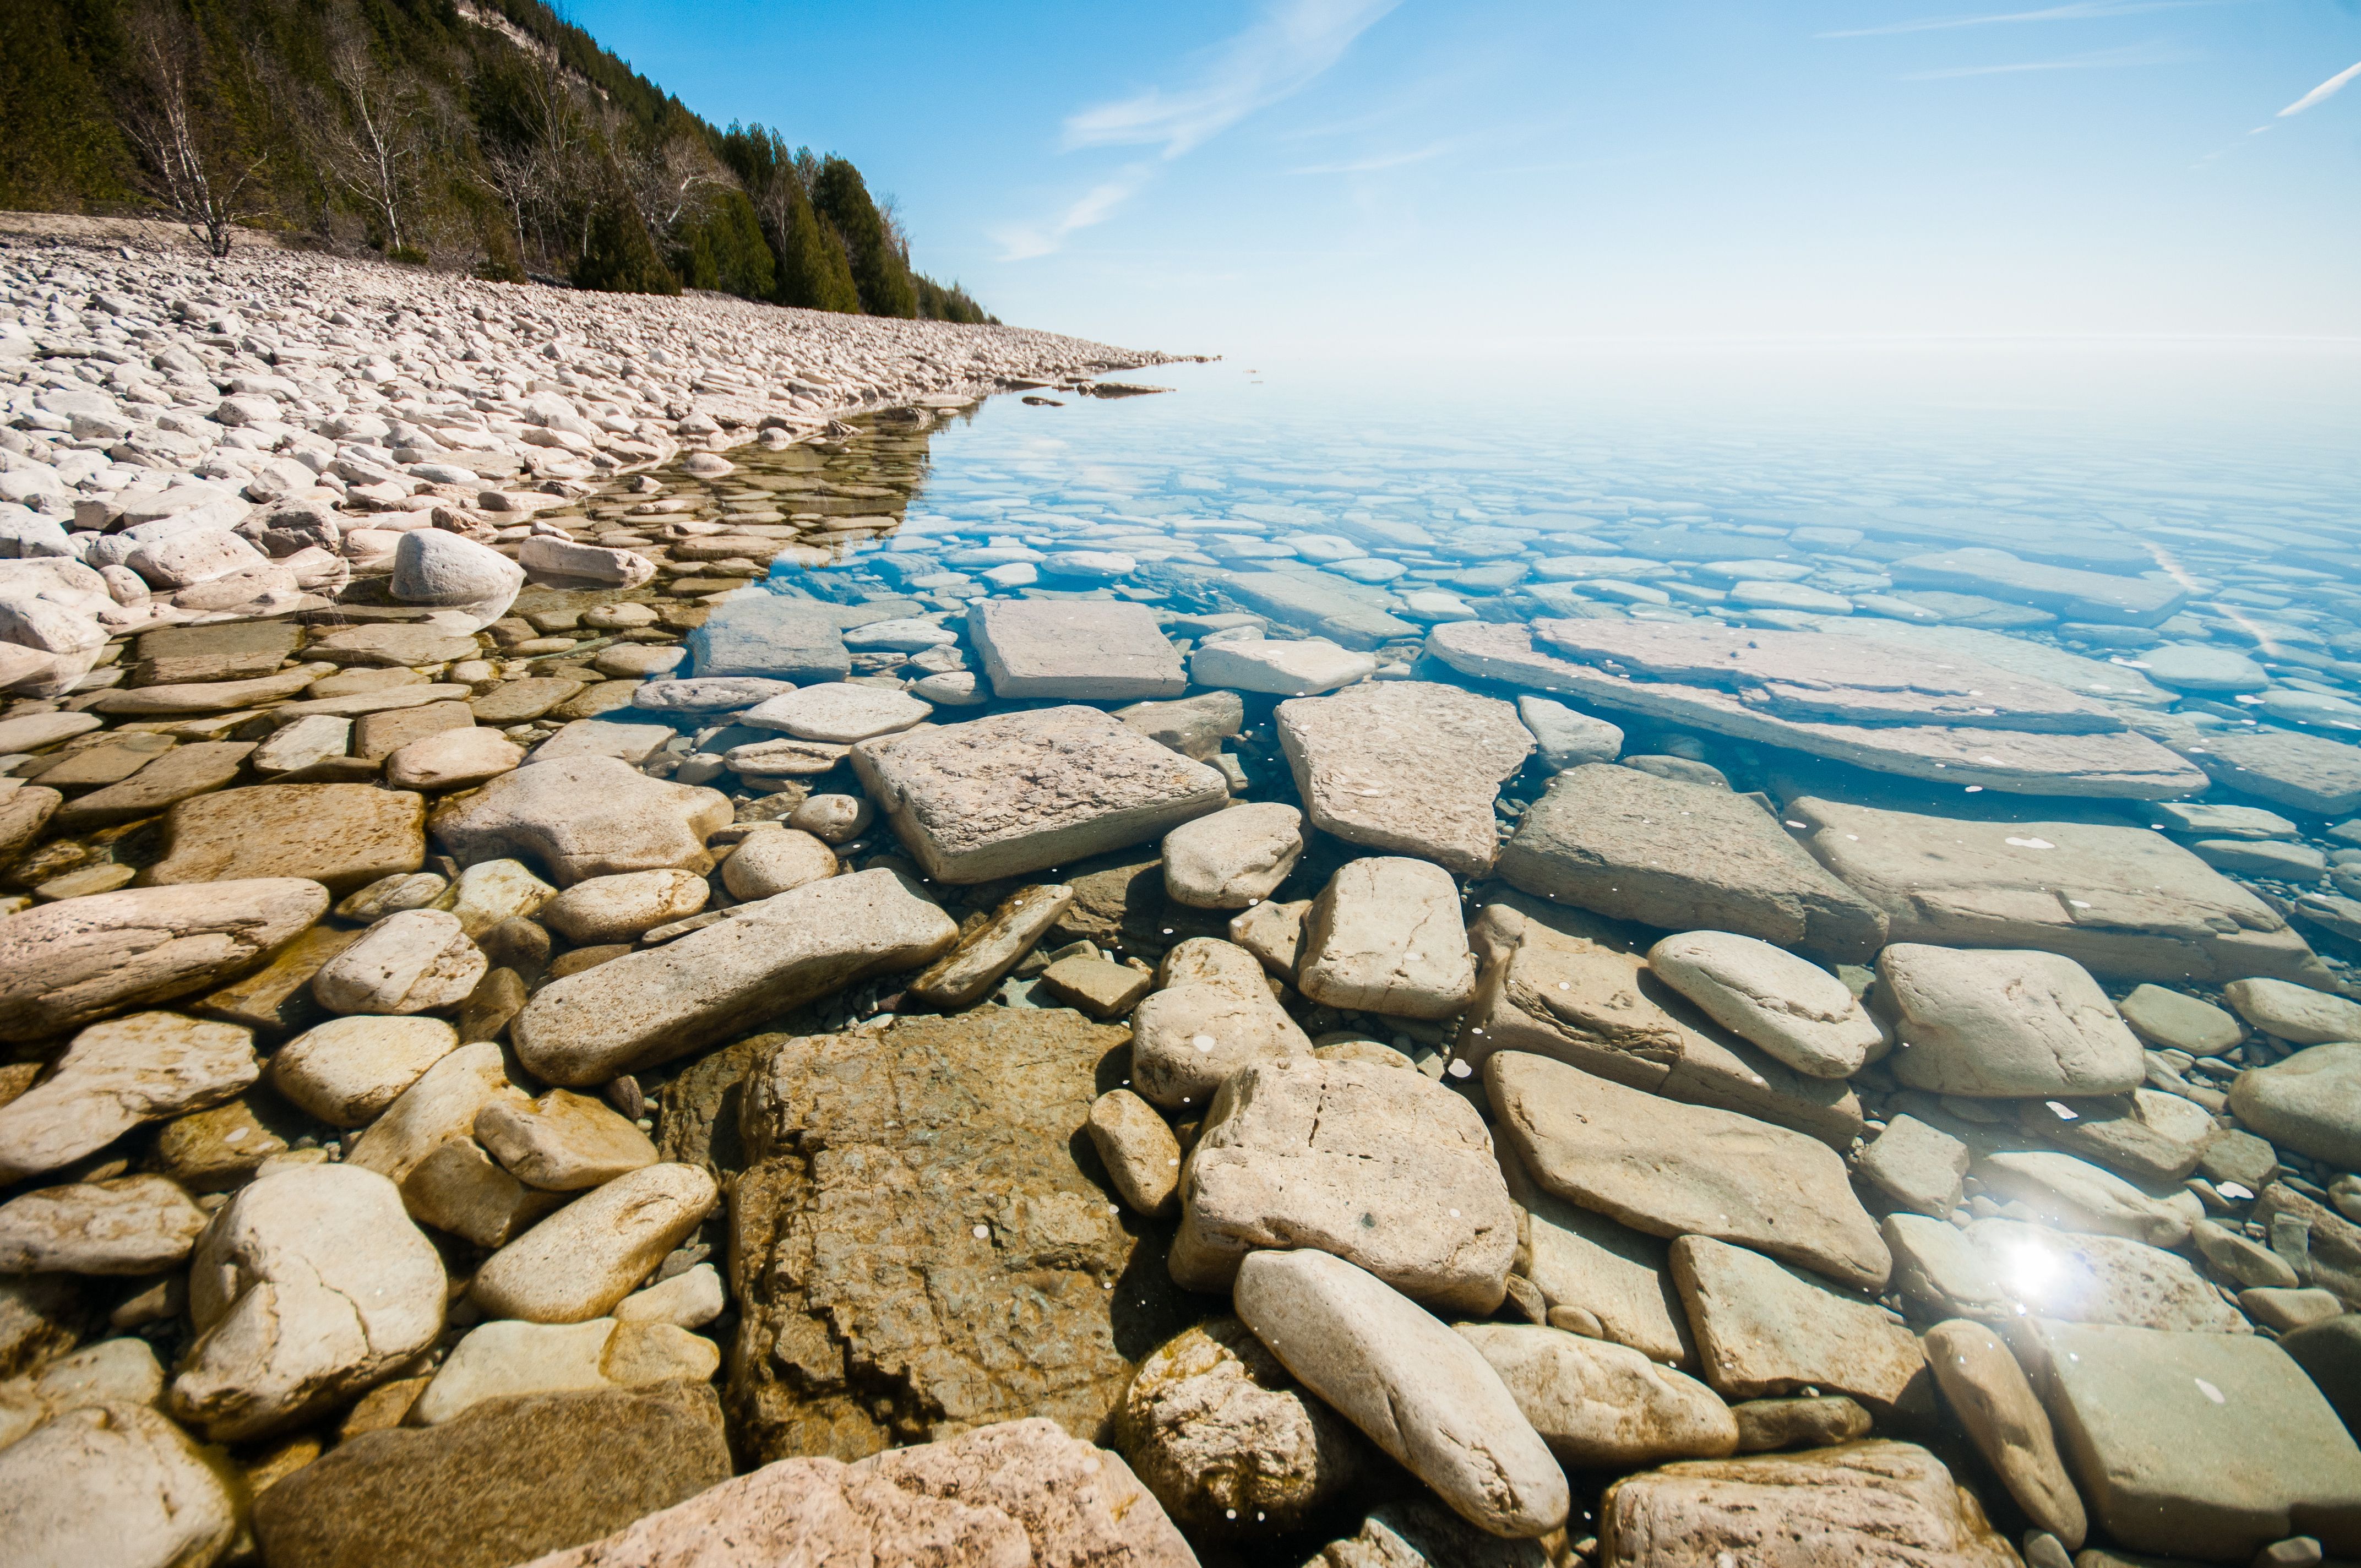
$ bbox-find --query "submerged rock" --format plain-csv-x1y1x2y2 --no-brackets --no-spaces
1276,680,1532,876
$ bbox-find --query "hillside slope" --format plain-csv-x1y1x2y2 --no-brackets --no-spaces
0,0,992,320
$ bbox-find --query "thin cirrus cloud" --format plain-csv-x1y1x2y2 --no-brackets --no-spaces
2275,57,2361,116
994,0,1400,260
1819,0,2238,38
1062,0,1403,157
1289,141,1456,175
1900,38,2198,77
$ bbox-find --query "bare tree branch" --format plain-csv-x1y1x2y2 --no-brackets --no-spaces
117,1,267,258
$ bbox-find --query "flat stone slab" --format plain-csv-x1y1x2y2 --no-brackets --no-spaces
1200,567,1419,650
741,684,931,743
1816,615,2175,707
851,706,1228,884
727,1009,1196,1463
1428,621,2205,799
2039,1319,2361,1561
1597,1440,2021,1568
1276,680,1532,876
510,869,957,1084
132,620,300,685
685,596,852,682
307,624,482,666
1670,1236,1929,1411
1531,617,2125,732
138,784,427,895
428,757,732,886
2182,725,2361,816
1487,1050,1890,1291
1889,547,2188,626
1787,795,2327,986
1498,764,1885,962
968,599,1186,699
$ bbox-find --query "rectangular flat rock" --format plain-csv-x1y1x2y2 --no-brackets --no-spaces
852,706,1228,884
2182,725,2361,816
1202,568,1418,650
685,598,851,683
1427,621,2206,801
1788,795,2327,986
1890,547,2188,627
132,620,300,685
967,599,1185,700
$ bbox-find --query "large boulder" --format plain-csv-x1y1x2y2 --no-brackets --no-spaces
513,1418,1197,1567
254,1383,731,1568
0,878,327,1041
1275,680,1532,875
1487,1052,1890,1292
0,1012,260,1184
1171,1055,1517,1312
429,757,732,886
1234,1248,1568,1538
727,1009,1196,1464
171,1163,445,1441
390,529,525,629
1596,1440,2021,1568
510,870,956,1085
1498,765,1885,962
851,706,1228,884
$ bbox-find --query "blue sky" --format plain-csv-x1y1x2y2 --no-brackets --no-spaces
567,1,2361,355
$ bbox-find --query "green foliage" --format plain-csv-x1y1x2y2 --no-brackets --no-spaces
3,0,989,318
672,186,774,298
812,155,917,319
573,193,679,295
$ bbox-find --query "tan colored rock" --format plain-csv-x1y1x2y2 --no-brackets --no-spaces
1236,1248,1568,1538
1086,1088,1182,1217
510,869,958,1085
2231,1043,2361,1172
1296,856,1475,1021
2223,976,2361,1044
0,1174,207,1275
1036,953,1154,1016
1597,1439,2022,1568
1670,1237,1929,1411
385,725,523,791
1113,1317,1363,1538
1499,1140,1693,1366
1173,1055,1517,1311
1162,802,1304,909
399,1133,566,1249
0,878,328,1042
273,1015,459,1127
0,1012,259,1184
476,1089,659,1190
1729,1395,1873,1453
1962,1219,2246,1332
1488,1052,1891,1291
1924,1317,2086,1547
171,1163,445,1440
408,1316,719,1426
311,909,485,1015
850,705,1228,883
471,1162,717,1324
436,857,558,937
906,882,1074,1009
540,870,710,944
1977,1150,2191,1248
1880,944,2145,1098
1647,930,1880,1079
429,756,732,885
1229,897,1308,977
139,783,426,894
969,597,1187,699
513,1417,1198,1568
1855,1114,1970,1218
0,1401,241,1568
1460,897,1863,1148
346,1041,525,1187
1457,1324,1736,1468
1129,936,1313,1110
719,827,837,901
1276,679,1531,876
612,1263,725,1329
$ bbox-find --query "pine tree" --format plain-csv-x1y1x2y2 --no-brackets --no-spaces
573,190,678,295
811,154,916,319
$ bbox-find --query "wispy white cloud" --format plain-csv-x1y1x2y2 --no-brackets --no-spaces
1820,0,2233,37
991,164,1155,260
1901,38,2196,77
2276,58,2361,116
1063,0,1402,157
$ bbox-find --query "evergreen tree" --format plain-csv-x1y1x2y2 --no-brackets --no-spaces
573,190,678,295
673,186,774,298
717,123,858,312
812,154,916,319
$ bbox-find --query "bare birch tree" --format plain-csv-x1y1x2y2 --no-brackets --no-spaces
313,25,433,255
117,1,266,257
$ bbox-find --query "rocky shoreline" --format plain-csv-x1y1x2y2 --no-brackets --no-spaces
5,232,2361,1568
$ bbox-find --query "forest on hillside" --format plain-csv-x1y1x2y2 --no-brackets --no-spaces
0,0,995,322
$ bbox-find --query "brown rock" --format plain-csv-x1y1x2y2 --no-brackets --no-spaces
139,784,427,894
1924,1317,2086,1548
1669,1237,1929,1413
